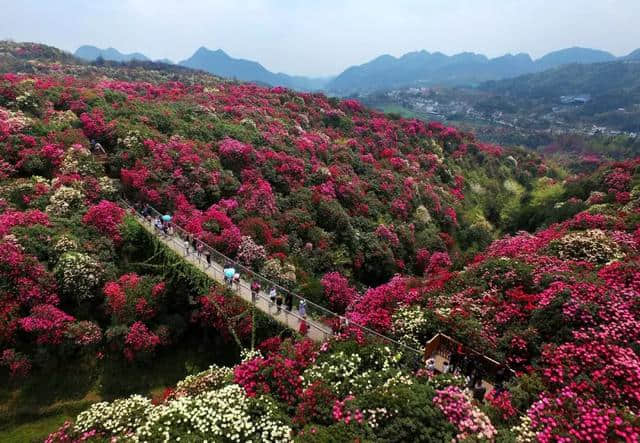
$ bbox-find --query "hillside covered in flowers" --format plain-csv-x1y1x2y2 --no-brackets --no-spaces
1,42,639,441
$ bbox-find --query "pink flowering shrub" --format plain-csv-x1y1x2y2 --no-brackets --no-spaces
433,386,496,440
20,304,74,345
234,338,317,406
236,235,267,269
346,276,420,332
218,137,254,169
528,387,640,442
0,209,49,236
238,170,277,216
64,320,103,347
321,272,358,313
332,395,364,425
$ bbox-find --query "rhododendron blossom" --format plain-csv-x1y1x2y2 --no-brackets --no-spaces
82,200,125,244
321,272,358,313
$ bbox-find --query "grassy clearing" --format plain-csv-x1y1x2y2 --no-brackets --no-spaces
0,343,236,440
0,413,73,443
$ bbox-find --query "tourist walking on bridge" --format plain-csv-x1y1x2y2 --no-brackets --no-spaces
251,280,261,303
232,272,240,291
298,299,307,318
223,263,235,287
285,292,293,312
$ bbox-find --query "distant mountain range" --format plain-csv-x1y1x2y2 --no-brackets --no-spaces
75,45,173,65
327,47,640,94
74,45,640,94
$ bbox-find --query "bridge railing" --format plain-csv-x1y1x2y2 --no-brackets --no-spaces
121,198,422,357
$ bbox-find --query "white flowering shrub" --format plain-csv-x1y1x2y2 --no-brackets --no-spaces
135,384,292,442
60,145,101,175
74,394,153,436
117,130,145,151
168,365,233,400
262,258,283,282
54,252,103,303
46,185,85,217
240,117,257,130
3,179,36,207
241,348,262,362
281,262,296,284
548,229,624,264
51,235,78,260
15,90,41,113
414,205,432,223
98,176,120,199
504,178,524,194
50,110,79,130
117,130,146,159
302,347,404,397
511,415,536,443
381,371,415,389
237,235,267,270
261,258,296,286
392,305,430,349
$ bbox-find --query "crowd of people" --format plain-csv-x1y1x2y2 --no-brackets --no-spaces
134,202,311,323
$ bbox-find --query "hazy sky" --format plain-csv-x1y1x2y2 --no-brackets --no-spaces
2,0,639,76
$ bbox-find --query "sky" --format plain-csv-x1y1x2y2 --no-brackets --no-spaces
1,0,639,77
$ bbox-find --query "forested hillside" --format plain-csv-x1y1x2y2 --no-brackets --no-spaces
480,61,640,132
1,42,640,442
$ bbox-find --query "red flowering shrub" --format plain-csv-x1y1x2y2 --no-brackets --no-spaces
102,273,165,325
0,238,58,307
82,200,125,244
485,390,518,422
218,137,254,169
184,207,242,256
238,170,277,216
1,348,31,378
234,338,317,406
193,289,252,342
123,321,160,362
294,380,337,425
79,108,115,141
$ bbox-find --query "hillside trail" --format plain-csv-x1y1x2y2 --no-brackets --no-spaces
121,199,422,356
122,200,332,342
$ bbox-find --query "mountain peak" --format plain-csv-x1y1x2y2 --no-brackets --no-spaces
193,47,229,58
179,47,328,91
